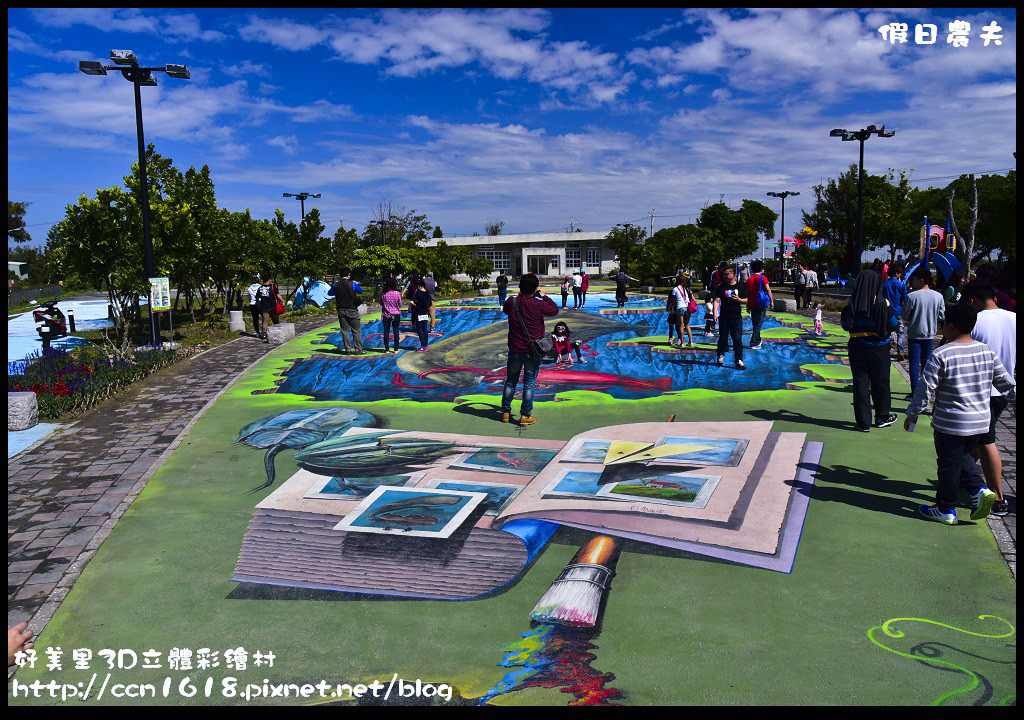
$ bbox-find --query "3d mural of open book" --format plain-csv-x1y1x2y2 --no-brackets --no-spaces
233,420,822,600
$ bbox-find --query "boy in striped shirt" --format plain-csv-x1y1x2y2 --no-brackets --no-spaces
905,303,1015,525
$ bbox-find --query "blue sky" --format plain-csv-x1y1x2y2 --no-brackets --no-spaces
7,8,1017,247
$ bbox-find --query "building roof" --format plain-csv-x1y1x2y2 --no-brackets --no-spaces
421,230,608,247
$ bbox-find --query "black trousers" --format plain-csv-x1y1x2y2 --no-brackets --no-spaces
933,431,986,512
848,343,891,429
717,316,743,361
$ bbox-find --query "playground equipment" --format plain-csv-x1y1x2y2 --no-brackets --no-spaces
903,216,963,285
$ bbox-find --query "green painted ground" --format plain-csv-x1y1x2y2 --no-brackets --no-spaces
11,316,1015,706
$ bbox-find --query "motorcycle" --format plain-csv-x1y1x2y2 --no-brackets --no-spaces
32,291,69,339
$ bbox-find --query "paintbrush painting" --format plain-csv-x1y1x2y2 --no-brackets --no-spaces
333,486,487,538
424,478,525,515
450,447,560,475
542,469,629,501
303,472,422,499
595,472,721,509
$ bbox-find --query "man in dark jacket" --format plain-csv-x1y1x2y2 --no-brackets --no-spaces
501,273,559,425
328,267,363,354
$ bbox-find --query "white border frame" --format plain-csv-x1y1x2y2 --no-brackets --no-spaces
303,472,424,500
423,477,525,516
595,472,722,509
332,486,487,538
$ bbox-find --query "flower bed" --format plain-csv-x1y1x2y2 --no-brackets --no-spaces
7,345,192,420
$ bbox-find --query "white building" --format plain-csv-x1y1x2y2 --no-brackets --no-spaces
421,231,616,280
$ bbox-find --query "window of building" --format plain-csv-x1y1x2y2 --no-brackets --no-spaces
565,248,581,268
476,248,510,271
586,247,601,267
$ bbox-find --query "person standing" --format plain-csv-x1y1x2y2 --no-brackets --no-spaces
560,275,571,309
739,262,751,284
671,275,696,348
328,267,363,354
709,262,726,297
410,277,432,352
246,275,263,339
614,270,636,307
881,263,908,361
943,271,964,311
902,268,945,396
713,267,746,368
571,270,583,308
845,269,898,431
906,304,1015,525
964,282,1016,516
423,271,438,332
793,263,807,309
501,273,559,425
380,276,403,354
257,275,284,344
802,264,819,309
745,259,773,349
495,271,510,307
580,268,590,308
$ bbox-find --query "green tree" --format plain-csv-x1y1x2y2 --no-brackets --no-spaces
8,200,32,243
432,225,444,238
484,220,504,236
802,164,888,273
363,201,432,248
605,223,646,275
464,255,494,291
863,168,918,261
421,240,468,288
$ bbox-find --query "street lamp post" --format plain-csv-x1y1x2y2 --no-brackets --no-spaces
282,192,321,219
767,191,799,274
829,124,895,267
80,51,190,349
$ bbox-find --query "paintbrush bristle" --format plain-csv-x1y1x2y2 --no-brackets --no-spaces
530,580,603,628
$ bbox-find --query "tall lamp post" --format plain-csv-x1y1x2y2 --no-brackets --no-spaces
829,124,895,267
80,50,190,348
766,191,799,273
282,192,321,219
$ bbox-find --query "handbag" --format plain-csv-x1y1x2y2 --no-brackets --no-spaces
512,296,554,359
756,275,771,309
685,288,698,315
356,303,368,316
275,300,285,315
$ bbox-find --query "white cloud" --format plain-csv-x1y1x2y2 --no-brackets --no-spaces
238,9,633,105
28,8,225,42
222,61,271,79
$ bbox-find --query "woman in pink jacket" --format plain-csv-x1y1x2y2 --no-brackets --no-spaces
380,276,403,354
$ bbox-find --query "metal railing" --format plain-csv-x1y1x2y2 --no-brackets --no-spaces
8,284,62,308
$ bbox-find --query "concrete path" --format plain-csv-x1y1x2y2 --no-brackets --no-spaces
7,314,339,631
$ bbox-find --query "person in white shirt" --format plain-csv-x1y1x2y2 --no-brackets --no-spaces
964,281,1016,516
246,276,264,339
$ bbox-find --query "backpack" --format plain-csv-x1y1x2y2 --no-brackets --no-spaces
795,270,806,287
754,274,771,309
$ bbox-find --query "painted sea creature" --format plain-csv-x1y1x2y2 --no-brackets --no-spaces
395,312,648,387
368,494,464,528
236,408,378,493
389,366,671,393
293,432,459,477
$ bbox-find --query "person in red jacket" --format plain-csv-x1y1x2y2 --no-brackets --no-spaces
501,273,559,425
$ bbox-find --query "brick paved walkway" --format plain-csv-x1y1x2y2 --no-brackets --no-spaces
7,315,338,633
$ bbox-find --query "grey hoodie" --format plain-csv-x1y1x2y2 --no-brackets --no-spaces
902,287,945,340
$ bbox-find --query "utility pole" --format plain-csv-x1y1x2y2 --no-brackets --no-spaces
647,209,657,238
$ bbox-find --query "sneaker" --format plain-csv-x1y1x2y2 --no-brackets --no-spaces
990,499,1009,517
501,412,511,423
519,415,537,426
919,504,957,525
854,425,871,432
874,413,898,429
577,357,587,364
717,356,725,366
969,487,997,521
736,360,745,369
686,341,695,348
750,343,763,350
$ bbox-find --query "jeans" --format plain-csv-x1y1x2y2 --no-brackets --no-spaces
908,338,934,394
848,342,891,429
794,288,804,309
249,304,261,335
501,352,540,417
498,288,507,306
561,290,568,308
933,431,986,513
615,286,626,307
337,309,362,353
717,316,743,361
415,319,430,348
749,307,766,346
893,317,907,356
382,315,401,351
572,288,582,308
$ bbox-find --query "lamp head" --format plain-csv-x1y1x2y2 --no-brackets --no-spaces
110,49,138,66
79,61,107,76
829,128,847,137
164,64,190,80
